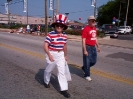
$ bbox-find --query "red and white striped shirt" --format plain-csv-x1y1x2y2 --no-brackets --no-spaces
45,31,67,51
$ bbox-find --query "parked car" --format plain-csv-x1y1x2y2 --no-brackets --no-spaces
101,24,118,38
117,26,132,34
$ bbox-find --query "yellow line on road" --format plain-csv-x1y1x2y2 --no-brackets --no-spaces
91,69,133,86
1,43,133,86
0,43,44,59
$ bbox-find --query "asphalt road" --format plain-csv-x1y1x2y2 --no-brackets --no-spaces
117,34,133,40
0,32,133,99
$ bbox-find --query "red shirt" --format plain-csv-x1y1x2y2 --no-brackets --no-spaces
37,25,40,30
82,25,97,46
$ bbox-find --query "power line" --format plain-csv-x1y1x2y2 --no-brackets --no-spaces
29,4,44,9
1,0,23,6
1,0,93,14
1,0,93,19
9,0,23,5
61,9,93,14
29,4,92,14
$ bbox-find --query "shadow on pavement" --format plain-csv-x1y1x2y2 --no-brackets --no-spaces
35,65,84,91
35,69,60,92
35,69,44,85
113,34,133,41
68,64,83,78
106,52,133,62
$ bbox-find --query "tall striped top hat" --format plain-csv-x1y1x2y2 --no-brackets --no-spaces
51,14,68,30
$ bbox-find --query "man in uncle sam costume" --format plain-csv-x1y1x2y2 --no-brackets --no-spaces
44,14,71,98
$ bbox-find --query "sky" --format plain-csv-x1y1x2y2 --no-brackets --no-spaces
0,0,109,23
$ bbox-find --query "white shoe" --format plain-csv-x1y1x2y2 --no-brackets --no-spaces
85,77,92,81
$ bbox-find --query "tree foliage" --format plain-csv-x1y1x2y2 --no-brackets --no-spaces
97,0,133,26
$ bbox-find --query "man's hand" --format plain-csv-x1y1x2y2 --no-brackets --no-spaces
84,50,88,56
97,47,101,53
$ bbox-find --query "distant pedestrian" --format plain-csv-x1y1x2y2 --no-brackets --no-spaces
23,27,26,33
81,15,101,81
30,25,35,33
26,24,30,33
43,14,71,98
37,24,41,35
9,29,14,33
17,27,23,33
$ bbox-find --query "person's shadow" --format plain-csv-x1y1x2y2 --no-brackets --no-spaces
35,65,84,92
35,69,60,92
35,69,44,85
67,63,84,78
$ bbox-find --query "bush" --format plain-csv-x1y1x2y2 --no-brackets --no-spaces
65,29,105,38
65,30,82,35
0,23,26,29
97,30,105,38
40,27,53,33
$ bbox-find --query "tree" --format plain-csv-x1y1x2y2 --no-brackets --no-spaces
97,0,133,26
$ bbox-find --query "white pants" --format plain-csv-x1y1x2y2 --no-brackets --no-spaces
44,51,68,91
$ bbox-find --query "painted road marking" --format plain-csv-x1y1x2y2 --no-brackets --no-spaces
0,43,133,86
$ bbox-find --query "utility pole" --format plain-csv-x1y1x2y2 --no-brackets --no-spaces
94,0,97,18
53,0,55,22
7,1,10,26
7,0,12,27
56,0,59,15
125,0,130,26
45,0,48,35
27,0,28,25
118,1,121,26
118,0,126,26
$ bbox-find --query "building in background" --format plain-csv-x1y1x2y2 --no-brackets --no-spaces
0,13,85,30
0,13,52,25
0,13,16,24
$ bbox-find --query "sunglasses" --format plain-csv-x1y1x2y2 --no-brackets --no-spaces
55,24,64,28
89,20,96,23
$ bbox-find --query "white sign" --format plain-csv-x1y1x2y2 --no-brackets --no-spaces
23,0,27,12
49,0,53,10
5,3,8,14
91,0,96,7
